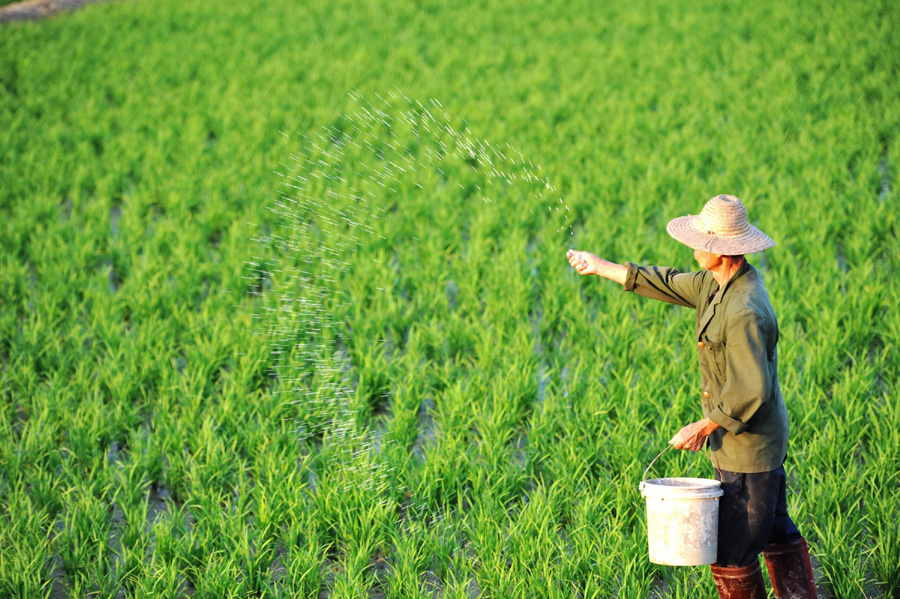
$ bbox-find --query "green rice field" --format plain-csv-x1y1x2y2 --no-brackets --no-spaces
1,0,899,597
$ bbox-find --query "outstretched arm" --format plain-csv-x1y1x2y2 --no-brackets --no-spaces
567,249,709,309
566,249,627,285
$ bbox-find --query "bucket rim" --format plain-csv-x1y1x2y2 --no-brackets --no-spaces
640,477,723,499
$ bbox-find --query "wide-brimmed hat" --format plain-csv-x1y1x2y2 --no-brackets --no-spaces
666,195,776,255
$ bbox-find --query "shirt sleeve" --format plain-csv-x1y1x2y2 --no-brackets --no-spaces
622,262,707,309
708,309,773,435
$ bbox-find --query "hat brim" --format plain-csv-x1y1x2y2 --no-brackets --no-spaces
666,215,776,254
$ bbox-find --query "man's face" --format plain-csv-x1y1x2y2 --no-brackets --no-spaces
694,249,724,270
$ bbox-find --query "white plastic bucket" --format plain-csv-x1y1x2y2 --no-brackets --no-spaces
639,477,723,566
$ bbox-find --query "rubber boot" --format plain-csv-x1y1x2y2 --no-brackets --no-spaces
763,536,818,599
710,561,767,599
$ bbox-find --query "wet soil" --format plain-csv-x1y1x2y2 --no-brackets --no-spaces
0,0,113,24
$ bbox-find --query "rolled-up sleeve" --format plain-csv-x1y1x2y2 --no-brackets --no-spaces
708,309,773,435
622,263,707,309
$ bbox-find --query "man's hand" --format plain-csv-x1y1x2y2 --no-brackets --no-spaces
567,249,603,276
670,418,721,451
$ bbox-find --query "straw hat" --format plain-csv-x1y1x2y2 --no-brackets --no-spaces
666,195,776,255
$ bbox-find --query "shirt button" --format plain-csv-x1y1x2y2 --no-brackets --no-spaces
698,341,705,349
702,391,711,399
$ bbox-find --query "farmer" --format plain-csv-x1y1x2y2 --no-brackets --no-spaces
566,195,816,599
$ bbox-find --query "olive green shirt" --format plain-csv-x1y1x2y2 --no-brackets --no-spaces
623,260,789,473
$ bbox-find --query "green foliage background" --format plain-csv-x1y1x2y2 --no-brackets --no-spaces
1,0,898,597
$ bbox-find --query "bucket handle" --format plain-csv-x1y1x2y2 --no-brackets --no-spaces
639,445,722,491
640,445,672,490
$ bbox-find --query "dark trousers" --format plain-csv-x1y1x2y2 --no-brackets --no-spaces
715,465,801,567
